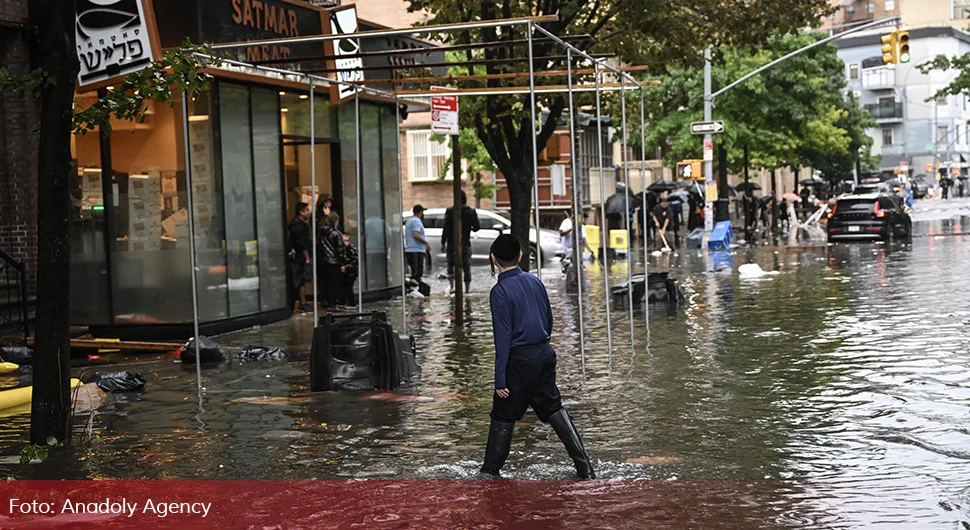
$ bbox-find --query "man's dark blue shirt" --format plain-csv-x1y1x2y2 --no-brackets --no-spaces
489,268,553,389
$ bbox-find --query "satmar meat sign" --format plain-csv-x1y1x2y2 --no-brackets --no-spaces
230,0,303,62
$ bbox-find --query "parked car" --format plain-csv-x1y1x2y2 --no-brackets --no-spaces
852,179,892,195
827,193,912,243
403,208,561,267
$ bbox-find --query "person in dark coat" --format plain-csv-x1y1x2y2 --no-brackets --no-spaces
687,193,702,232
442,190,481,294
341,233,358,307
316,211,346,309
481,234,594,479
288,202,313,313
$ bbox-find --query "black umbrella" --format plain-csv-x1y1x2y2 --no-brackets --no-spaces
727,186,738,197
735,181,762,192
647,180,680,192
667,190,690,203
799,177,826,187
674,180,695,189
958,175,969,180
604,193,627,215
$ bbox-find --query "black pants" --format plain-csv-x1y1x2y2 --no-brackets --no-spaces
447,245,472,281
317,262,343,307
405,252,425,281
490,342,563,423
343,277,356,306
606,213,621,231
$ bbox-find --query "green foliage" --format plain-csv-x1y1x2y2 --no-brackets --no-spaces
919,54,970,101
19,437,58,467
73,41,219,136
0,68,52,97
636,33,876,182
431,128,500,200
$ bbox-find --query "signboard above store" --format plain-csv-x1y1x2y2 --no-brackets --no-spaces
75,0,161,87
329,6,363,100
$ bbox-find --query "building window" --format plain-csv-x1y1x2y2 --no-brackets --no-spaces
849,63,860,80
882,128,893,146
954,0,970,18
868,2,876,13
885,0,895,10
938,96,948,106
406,130,452,181
938,125,949,147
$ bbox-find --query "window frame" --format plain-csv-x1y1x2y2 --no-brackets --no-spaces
882,128,893,146
406,129,454,182
954,0,970,19
848,63,860,81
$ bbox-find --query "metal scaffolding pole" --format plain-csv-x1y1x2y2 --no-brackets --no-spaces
355,88,364,312
530,24,641,86
594,61,613,353
396,97,407,334
639,87,650,341
527,21,543,278
620,77,634,346
180,91,203,409
566,48,586,368
310,78,319,326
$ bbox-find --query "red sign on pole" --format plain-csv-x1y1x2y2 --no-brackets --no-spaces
431,86,459,135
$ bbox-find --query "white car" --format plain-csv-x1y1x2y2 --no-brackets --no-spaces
403,208,561,267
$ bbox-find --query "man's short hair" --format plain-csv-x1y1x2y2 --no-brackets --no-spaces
296,202,309,215
490,234,521,268
460,190,468,205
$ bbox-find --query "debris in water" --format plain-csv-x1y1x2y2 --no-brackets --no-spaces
626,456,684,465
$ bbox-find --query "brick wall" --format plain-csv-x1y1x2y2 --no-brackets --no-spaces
0,0,38,292
399,124,495,212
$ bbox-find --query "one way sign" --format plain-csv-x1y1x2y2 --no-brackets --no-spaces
690,121,725,135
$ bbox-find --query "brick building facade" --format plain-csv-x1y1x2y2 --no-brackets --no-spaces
0,0,37,291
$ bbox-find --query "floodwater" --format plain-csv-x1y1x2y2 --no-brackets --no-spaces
2,199,970,528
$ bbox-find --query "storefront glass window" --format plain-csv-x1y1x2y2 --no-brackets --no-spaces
251,87,287,312
382,106,403,292
360,104,387,291
69,92,112,325
338,100,359,263
218,83,260,316
107,93,195,324
185,91,230,321
280,91,336,139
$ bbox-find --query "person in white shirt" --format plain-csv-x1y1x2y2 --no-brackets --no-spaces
559,209,574,257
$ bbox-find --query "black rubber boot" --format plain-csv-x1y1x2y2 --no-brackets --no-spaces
548,408,595,479
480,419,515,476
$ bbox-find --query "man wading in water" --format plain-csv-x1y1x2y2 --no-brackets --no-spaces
480,234,595,479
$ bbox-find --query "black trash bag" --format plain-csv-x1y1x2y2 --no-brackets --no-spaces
180,336,227,364
0,346,32,365
238,346,289,362
88,371,147,392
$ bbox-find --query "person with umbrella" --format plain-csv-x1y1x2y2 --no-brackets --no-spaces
958,175,967,198
941,176,951,200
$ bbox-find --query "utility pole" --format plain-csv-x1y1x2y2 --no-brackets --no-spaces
452,138,463,325
703,46,714,232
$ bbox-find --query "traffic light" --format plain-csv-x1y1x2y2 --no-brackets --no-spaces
881,31,898,64
676,160,702,180
897,31,911,63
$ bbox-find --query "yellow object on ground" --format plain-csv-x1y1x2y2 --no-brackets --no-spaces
609,229,628,250
0,379,82,411
584,225,601,247
0,362,19,374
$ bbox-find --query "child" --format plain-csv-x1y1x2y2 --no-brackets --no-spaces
341,233,358,307
481,234,595,479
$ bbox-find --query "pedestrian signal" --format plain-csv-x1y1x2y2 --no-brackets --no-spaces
676,160,703,180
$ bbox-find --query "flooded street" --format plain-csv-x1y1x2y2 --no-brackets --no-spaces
3,199,970,527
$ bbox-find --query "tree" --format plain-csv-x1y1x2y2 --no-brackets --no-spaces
432,128,502,208
634,34,875,184
2,6,214,443
407,0,833,268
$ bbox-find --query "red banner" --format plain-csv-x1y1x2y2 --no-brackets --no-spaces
0,480,779,528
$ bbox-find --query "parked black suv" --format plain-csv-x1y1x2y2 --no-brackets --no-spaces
827,193,912,243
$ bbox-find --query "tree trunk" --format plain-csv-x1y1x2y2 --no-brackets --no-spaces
28,0,79,444
506,173,532,272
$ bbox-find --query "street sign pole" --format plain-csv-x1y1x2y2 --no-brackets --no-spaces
703,46,714,233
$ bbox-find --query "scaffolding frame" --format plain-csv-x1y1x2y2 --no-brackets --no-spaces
181,15,652,403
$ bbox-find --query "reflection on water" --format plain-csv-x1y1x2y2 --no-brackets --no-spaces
2,203,970,527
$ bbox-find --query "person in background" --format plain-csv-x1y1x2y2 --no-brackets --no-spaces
405,205,431,282
481,234,594,479
779,198,790,232
341,233,358,308
442,190,481,294
651,196,672,249
559,209,574,259
288,202,313,314
669,198,683,247
942,177,950,200
317,211,346,310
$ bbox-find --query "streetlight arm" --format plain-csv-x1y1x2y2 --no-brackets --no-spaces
712,15,901,101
